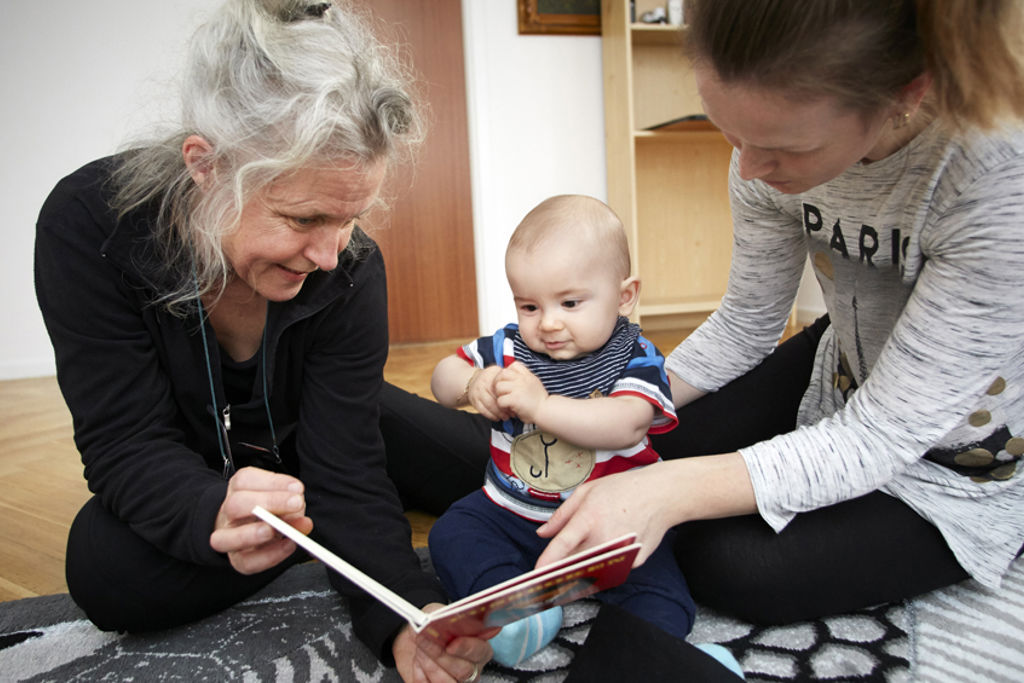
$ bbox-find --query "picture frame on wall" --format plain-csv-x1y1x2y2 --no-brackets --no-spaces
517,0,601,35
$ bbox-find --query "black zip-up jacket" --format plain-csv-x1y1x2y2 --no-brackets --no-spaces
34,156,444,662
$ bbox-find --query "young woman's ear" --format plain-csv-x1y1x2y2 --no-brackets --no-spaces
618,276,641,316
900,72,933,118
181,135,214,186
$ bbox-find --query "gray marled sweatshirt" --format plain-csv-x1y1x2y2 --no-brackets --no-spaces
666,123,1024,588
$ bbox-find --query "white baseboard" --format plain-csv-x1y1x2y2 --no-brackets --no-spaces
794,305,827,326
0,358,56,381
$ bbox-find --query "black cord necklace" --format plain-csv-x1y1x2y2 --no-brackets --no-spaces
195,275,280,479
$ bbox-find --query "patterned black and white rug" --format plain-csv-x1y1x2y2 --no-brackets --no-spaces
2,553,1021,682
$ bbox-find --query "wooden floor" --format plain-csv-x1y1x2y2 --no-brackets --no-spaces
0,330,690,602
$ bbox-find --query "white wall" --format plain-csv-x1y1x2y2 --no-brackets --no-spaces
461,3,607,334
0,1,607,380
1,0,208,379
796,262,827,324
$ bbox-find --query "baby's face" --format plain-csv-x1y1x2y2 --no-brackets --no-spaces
506,243,627,360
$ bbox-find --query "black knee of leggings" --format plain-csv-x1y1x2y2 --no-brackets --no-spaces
673,492,970,624
379,382,490,515
652,315,830,458
66,497,297,632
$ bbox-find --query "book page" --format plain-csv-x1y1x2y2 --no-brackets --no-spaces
252,507,638,639
251,506,429,628
417,540,639,644
440,533,639,611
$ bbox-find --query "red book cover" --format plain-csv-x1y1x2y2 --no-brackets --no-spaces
253,506,639,644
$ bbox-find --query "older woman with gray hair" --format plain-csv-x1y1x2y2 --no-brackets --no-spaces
34,1,492,680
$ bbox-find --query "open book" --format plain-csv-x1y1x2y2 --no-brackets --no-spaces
252,506,640,644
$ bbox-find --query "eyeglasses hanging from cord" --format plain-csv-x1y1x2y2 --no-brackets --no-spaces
194,270,280,479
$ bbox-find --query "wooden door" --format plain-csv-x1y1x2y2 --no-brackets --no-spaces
354,0,478,343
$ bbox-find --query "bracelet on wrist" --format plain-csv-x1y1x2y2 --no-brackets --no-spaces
456,368,482,407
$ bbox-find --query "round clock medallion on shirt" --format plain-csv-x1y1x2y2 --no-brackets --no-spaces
509,431,596,493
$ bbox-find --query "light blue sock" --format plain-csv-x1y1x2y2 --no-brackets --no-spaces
489,605,563,667
694,643,745,679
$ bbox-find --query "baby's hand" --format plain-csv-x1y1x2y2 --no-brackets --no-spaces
467,365,508,421
494,362,548,424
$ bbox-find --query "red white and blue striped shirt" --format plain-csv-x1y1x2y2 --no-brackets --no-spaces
458,317,677,521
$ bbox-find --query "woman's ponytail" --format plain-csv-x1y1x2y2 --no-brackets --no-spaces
917,0,1024,130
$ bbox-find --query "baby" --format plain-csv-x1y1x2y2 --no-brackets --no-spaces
428,195,696,666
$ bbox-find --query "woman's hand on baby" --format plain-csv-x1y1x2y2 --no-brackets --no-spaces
210,466,313,574
535,466,673,569
537,453,756,569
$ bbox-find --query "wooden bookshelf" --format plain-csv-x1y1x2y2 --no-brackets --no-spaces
601,0,734,327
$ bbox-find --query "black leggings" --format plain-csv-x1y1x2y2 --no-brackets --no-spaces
381,316,971,625
66,497,305,632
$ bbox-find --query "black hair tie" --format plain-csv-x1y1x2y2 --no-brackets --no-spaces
303,2,331,18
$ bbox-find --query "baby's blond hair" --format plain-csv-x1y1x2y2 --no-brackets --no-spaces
507,195,631,279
